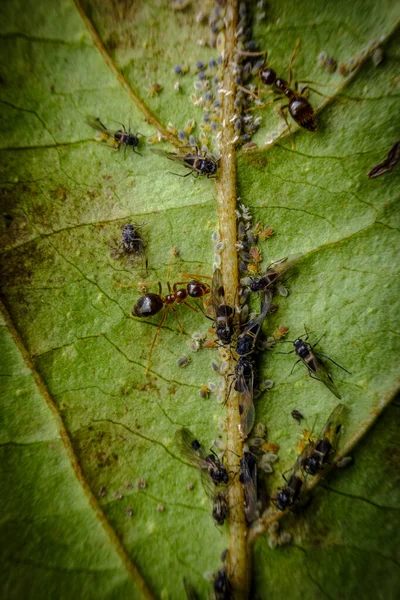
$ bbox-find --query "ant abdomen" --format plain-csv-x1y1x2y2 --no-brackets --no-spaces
133,294,163,317
289,97,317,132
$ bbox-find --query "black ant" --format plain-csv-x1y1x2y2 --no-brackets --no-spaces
242,40,331,136
115,264,210,373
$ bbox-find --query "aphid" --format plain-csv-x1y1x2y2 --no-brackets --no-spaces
175,428,229,486
123,276,209,373
111,223,146,264
246,257,289,293
326,56,337,73
287,329,350,399
151,147,220,178
371,47,384,66
157,503,165,512
213,569,232,600
291,409,304,422
199,384,210,399
212,490,229,526
177,355,191,368
272,462,304,511
176,428,229,526
206,268,235,345
298,404,345,476
86,116,140,154
367,141,400,178
233,292,272,439
235,290,272,357
240,451,259,523
149,82,163,97
126,507,133,517
137,479,147,489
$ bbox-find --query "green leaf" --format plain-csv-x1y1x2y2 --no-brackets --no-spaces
0,0,399,599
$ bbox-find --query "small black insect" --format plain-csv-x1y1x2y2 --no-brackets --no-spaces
300,404,345,476
240,451,258,523
291,409,304,422
281,328,350,399
151,147,220,178
233,356,256,439
212,490,229,526
246,257,290,292
368,140,400,178
273,471,304,511
175,428,228,486
213,568,232,600
176,428,229,526
235,290,272,357
86,116,141,154
111,223,146,264
207,268,235,345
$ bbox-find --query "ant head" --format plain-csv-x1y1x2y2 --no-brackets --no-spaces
260,67,276,85
293,338,303,349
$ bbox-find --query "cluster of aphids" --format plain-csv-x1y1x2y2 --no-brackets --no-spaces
167,2,267,152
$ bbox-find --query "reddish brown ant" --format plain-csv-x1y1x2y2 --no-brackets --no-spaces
115,262,210,374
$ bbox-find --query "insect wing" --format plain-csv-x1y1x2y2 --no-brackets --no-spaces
313,355,342,399
294,438,316,471
238,369,255,439
211,268,226,309
86,116,115,137
183,578,199,600
175,428,206,470
241,453,258,523
151,148,193,166
238,290,272,352
319,403,345,449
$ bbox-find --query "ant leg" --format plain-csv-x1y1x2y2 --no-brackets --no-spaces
245,94,280,113
288,38,301,86
145,307,168,374
133,148,142,156
278,106,294,148
316,353,352,374
177,273,212,281
170,305,184,333
299,85,336,100
113,282,138,289
290,359,301,374
181,300,200,313
129,281,162,295
236,49,268,58
237,84,260,100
